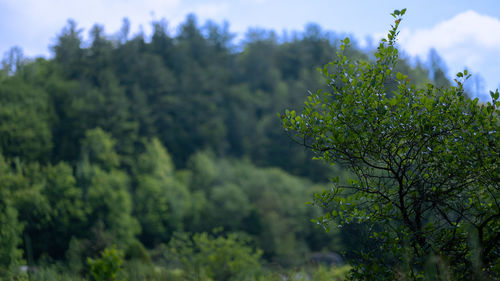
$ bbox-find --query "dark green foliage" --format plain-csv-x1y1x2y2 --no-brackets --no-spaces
0,11,464,280
51,20,84,79
167,232,263,281
31,162,86,260
0,77,53,162
86,168,139,246
0,157,24,278
207,183,251,230
133,138,190,246
81,128,120,171
194,157,337,266
1,13,435,179
123,240,151,264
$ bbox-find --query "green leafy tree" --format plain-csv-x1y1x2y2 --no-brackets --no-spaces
78,128,139,249
207,183,251,231
2,161,52,265
37,162,86,259
282,9,499,280
8,161,88,262
81,128,120,171
238,29,279,92
51,19,84,79
0,155,24,278
215,159,321,266
0,197,23,277
0,76,53,162
1,46,27,76
168,232,262,281
186,151,218,191
133,138,191,246
87,245,124,281
86,168,139,247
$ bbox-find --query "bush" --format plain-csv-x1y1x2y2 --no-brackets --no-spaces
87,246,124,281
167,231,263,281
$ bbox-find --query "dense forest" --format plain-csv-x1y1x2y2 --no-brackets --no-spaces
0,13,479,281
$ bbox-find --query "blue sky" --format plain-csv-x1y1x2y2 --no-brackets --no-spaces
1,0,499,100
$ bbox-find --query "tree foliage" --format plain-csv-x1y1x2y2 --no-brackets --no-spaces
0,77,53,162
0,11,470,279
0,156,24,277
133,138,191,246
87,245,124,281
167,231,262,281
282,9,499,280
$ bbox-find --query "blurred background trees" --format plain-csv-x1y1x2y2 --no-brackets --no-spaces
0,13,458,279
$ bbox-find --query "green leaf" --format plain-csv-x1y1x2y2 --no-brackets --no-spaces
491,90,499,100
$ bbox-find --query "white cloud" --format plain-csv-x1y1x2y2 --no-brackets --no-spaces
189,2,230,22
396,10,500,100
400,11,500,54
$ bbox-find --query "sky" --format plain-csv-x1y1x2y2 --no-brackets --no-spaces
1,0,499,100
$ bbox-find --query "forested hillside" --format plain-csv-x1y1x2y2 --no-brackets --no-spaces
0,14,454,280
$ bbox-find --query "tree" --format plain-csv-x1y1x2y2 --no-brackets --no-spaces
37,162,86,259
86,168,139,247
168,231,262,281
81,128,120,171
282,9,499,280
0,76,53,162
0,194,23,278
0,155,24,278
214,159,323,266
428,48,451,88
1,160,52,265
1,46,26,76
51,19,84,79
87,245,124,281
77,128,139,251
133,138,191,246
207,183,251,231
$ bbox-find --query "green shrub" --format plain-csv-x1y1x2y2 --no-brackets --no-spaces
30,265,81,281
124,240,151,265
168,231,263,281
87,246,124,281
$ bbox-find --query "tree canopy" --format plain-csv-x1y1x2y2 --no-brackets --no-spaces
282,9,499,280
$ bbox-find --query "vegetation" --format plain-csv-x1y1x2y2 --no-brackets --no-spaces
0,8,496,281
283,9,499,280
87,246,124,281
167,231,262,280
